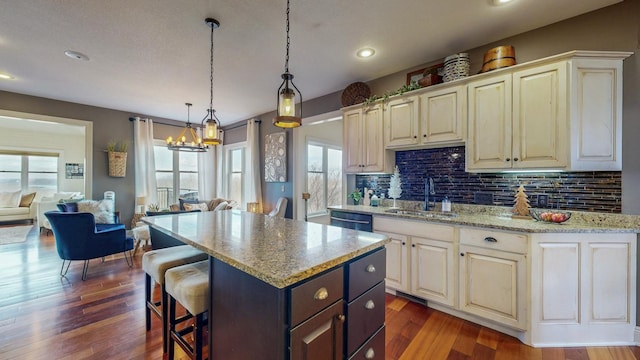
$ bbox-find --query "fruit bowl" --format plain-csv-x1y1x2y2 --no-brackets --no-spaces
529,209,572,224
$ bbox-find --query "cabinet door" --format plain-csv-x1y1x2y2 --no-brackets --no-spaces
419,85,465,145
512,62,568,169
569,59,623,171
343,109,363,173
290,300,344,360
411,237,456,307
459,245,526,330
378,231,409,292
384,95,419,148
361,105,386,172
466,74,512,171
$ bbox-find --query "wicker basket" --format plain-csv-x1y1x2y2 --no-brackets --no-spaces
443,53,470,82
108,151,127,177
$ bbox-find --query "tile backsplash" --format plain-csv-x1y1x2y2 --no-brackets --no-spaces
356,146,622,213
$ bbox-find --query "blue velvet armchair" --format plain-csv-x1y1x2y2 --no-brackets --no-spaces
44,210,134,280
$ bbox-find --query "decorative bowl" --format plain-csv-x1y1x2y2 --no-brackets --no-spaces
529,209,572,224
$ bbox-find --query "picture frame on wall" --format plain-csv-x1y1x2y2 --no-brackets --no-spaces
265,132,287,182
406,63,444,86
65,163,84,179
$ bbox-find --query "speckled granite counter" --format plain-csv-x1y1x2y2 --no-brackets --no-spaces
330,204,640,233
142,209,389,288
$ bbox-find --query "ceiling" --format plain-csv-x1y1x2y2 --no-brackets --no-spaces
0,0,621,126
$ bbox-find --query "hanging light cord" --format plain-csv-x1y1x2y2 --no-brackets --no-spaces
284,0,291,74
209,21,215,111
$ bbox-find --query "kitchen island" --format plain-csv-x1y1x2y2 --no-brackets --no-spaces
143,209,390,359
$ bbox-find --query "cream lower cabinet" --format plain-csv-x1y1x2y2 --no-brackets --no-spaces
458,228,528,331
374,216,456,307
528,232,636,346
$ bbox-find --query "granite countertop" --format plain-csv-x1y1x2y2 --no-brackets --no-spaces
330,204,640,233
142,210,390,288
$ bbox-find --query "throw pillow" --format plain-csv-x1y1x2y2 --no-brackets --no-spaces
52,192,82,202
19,192,36,207
57,202,79,212
213,201,229,211
184,202,209,212
0,190,22,208
77,200,115,224
179,198,200,211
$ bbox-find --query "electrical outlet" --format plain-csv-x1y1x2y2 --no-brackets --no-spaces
537,194,549,208
281,185,285,192
474,192,494,205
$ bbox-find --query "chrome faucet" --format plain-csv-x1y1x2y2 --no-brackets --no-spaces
424,177,435,211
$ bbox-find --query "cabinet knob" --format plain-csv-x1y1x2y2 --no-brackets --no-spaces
484,236,498,243
402,242,406,246
411,244,415,247
365,348,375,359
460,253,465,256
336,314,346,322
365,300,375,310
423,134,427,138
513,157,519,161
505,158,511,162
314,287,329,300
413,135,417,139
366,264,376,273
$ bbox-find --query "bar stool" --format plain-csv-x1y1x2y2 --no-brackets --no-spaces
142,246,208,353
165,260,210,360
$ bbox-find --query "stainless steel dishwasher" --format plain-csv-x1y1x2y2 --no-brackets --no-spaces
329,210,373,232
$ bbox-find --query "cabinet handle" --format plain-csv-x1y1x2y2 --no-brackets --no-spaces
314,287,329,300
513,157,519,161
460,253,465,256
484,236,498,243
365,348,375,359
336,314,346,322
366,264,376,273
505,158,511,162
402,242,406,246
423,134,427,138
365,300,375,310
411,244,415,247
413,135,417,139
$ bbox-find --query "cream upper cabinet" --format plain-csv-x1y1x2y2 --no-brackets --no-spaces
419,85,465,145
384,95,419,148
343,104,394,173
467,51,630,172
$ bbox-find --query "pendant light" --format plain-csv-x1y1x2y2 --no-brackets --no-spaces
273,0,302,128
166,103,208,152
201,18,222,145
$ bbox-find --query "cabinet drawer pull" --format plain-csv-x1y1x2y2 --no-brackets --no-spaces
505,158,511,162
336,314,345,322
314,287,328,300
484,236,498,243
366,264,376,273
365,300,375,310
365,348,375,359
513,157,519,161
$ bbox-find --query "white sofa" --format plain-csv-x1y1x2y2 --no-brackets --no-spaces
36,192,84,232
0,191,37,223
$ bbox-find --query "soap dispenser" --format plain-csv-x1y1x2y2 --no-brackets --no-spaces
442,196,451,212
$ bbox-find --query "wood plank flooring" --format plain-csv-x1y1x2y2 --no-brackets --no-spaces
1,224,639,359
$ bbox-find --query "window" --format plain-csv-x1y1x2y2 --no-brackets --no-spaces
153,142,199,209
306,142,342,216
0,152,58,197
226,144,245,206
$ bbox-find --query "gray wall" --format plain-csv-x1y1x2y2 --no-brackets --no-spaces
0,90,183,226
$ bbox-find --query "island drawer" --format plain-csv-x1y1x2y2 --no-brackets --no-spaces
459,227,528,254
347,281,385,355
291,267,344,327
348,326,385,360
348,248,386,302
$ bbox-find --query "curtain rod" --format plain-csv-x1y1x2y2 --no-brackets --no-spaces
222,119,261,131
128,116,196,129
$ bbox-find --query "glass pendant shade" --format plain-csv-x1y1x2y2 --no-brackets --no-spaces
202,111,221,145
278,88,295,117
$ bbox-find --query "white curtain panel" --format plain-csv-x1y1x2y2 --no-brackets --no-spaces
215,130,225,198
133,117,158,205
245,119,263,213
198,144,216,201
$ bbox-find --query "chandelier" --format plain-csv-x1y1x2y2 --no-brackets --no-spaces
166,103,207,152
273,0,302,128
201,18,222,145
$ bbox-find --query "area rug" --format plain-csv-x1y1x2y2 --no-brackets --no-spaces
0,225,33,245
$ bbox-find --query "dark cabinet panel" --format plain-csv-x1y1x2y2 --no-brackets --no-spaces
291,267,344,328
290,300,345,360
348,248,386,302
348,326,385,360
346,281,386,355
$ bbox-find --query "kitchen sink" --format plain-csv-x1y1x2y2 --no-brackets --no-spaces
383,209,458,219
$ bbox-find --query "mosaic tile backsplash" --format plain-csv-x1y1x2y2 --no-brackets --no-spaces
356,146,622,213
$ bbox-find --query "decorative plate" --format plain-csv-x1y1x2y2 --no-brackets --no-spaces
341,82,371,107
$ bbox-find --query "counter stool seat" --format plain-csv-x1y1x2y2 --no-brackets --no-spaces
142,245,208,353
165,260,210,360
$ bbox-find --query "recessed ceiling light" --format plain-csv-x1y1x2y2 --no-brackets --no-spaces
64,50,90,61
357,48,375,58
0,72,13,80
492,0,514,5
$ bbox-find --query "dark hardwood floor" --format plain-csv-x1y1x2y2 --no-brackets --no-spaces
1,224,639,360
